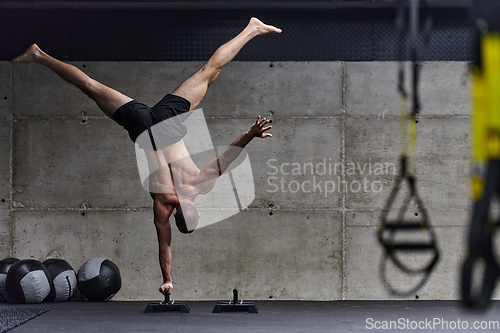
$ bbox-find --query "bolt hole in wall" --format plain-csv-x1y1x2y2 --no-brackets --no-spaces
3,96,6,100
1,199,4,203
269,212,273,216
82,119,87,124
81,212,86,216
415,295,419,300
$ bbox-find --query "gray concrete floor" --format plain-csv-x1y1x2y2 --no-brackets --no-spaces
1,300,500,332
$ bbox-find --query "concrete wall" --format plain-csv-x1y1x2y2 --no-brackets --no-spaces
0,60,484,301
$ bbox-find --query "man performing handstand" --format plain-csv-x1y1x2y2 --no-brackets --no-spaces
11,17,281,295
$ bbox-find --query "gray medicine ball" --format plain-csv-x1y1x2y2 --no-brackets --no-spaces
43,258,77,302
0,258,20,302
5,259,51,303
78,257,121,302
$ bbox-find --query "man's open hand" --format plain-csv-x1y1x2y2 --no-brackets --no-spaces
248,116,273,138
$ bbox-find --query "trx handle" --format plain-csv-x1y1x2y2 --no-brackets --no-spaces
378,159,440,284
377,0,439,296
461,157,500,309
379,236,439,274
462,250,499,309
378,179,440,276
379,246,439,297
378,172,440,296
461,236,499,309
391,243,436,250
379,174,440,296
383,222,428,230
462,210,499,309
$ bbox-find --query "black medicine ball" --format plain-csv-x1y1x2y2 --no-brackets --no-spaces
43,258,77,302
0,258,20,302
78,257,121,302
5,259,52,303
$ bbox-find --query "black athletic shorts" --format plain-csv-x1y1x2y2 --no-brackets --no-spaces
113,94,191,149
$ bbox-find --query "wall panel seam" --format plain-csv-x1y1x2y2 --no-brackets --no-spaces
9,64,13,256
341,61,347,301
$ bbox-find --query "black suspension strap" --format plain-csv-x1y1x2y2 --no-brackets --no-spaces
377,0,439,296
461,0,500,310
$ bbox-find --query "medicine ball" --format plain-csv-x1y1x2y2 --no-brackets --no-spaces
0,258,20,302
77,257,121,302
5,259,52,303
43,258,77,302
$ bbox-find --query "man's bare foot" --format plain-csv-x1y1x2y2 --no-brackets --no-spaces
11,44,42,64
248,17,282,35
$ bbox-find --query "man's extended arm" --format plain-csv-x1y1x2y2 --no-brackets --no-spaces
194,116,272,184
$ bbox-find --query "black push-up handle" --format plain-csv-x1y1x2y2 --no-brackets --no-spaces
232,289,239,304
212,288,258,313
144,287,190,313
162,288,170,304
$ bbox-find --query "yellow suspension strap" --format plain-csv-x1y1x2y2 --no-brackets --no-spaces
378,0,439,296
461,0,500,309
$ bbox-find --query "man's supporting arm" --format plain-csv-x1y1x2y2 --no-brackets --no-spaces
153,199,174,294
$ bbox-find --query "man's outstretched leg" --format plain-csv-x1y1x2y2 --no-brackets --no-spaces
172,17,281,110
11,44,133,119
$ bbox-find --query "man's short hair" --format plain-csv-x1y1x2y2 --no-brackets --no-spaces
174,203,199,234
